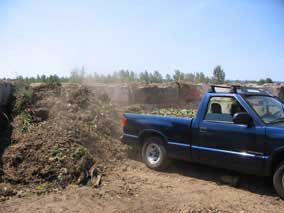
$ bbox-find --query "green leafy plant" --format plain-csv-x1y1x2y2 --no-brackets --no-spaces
35,182,50,191
49,148,67,162
71,146,88,160
20,112,33,132
127,107,197,118
149,108,197,117
49,145,88,163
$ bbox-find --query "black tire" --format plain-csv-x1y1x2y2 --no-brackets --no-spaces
273,161,284,199
141,136,170,171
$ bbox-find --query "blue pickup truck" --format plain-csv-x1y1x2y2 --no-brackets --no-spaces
121,85,284,198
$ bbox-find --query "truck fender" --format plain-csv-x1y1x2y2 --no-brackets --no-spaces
138,129,168,145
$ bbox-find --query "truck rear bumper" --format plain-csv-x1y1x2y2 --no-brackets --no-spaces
120,133,140,146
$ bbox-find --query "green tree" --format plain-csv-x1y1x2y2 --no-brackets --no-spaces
213,66,225,84
184,73,195,82
151,70,163,83
258,79,265,85
173,70,184,82
165,74,172,81
70,69,81,83
16,75,24,81
130,71,136,81
195,72,206,83
47,75,61,84
139,70,150,83
265,78,273,83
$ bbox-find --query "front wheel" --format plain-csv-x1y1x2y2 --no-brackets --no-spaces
142,137,170,171
273,161,284,199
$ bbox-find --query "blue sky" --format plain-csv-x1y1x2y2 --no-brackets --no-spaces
0,0,283,80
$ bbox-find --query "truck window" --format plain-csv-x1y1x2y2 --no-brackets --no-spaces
246,96,284,124
204,97,246,123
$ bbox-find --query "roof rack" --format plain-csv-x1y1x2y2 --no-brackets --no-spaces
209,85,271,95
209,85,241,93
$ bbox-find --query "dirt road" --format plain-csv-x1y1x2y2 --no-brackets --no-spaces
1,157,284,213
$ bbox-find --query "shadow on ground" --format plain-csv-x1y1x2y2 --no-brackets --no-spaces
0,127,12,179
127,147,277,198
0,92,14,180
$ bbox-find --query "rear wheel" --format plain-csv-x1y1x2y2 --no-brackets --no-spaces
142,137,170,171
273,161,284,199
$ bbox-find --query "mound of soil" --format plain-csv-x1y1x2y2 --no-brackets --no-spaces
0,83,126,200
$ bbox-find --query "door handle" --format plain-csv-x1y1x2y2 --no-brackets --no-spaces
200,127,208,133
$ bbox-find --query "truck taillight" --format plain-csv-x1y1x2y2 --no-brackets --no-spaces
122,116,127,127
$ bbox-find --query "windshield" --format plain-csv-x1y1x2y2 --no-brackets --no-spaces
246,96,284,124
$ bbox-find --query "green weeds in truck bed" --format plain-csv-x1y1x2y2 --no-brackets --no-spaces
149,108,196,117
127,106,197,118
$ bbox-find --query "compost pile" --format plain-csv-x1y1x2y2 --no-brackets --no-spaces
0,83,125,200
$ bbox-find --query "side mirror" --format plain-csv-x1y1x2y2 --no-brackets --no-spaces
233,112,252,126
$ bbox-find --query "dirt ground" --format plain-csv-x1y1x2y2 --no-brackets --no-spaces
1,155,284,213
1,83,284,212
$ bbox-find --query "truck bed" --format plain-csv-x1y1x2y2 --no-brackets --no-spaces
122,113,193,160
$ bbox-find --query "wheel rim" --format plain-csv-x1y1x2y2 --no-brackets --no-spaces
146,143,161,165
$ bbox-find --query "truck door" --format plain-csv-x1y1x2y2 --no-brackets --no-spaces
192,96,267,174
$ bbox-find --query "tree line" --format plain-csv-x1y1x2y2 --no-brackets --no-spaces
71,65,226,84
3,65,273,85
13,74,69,84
